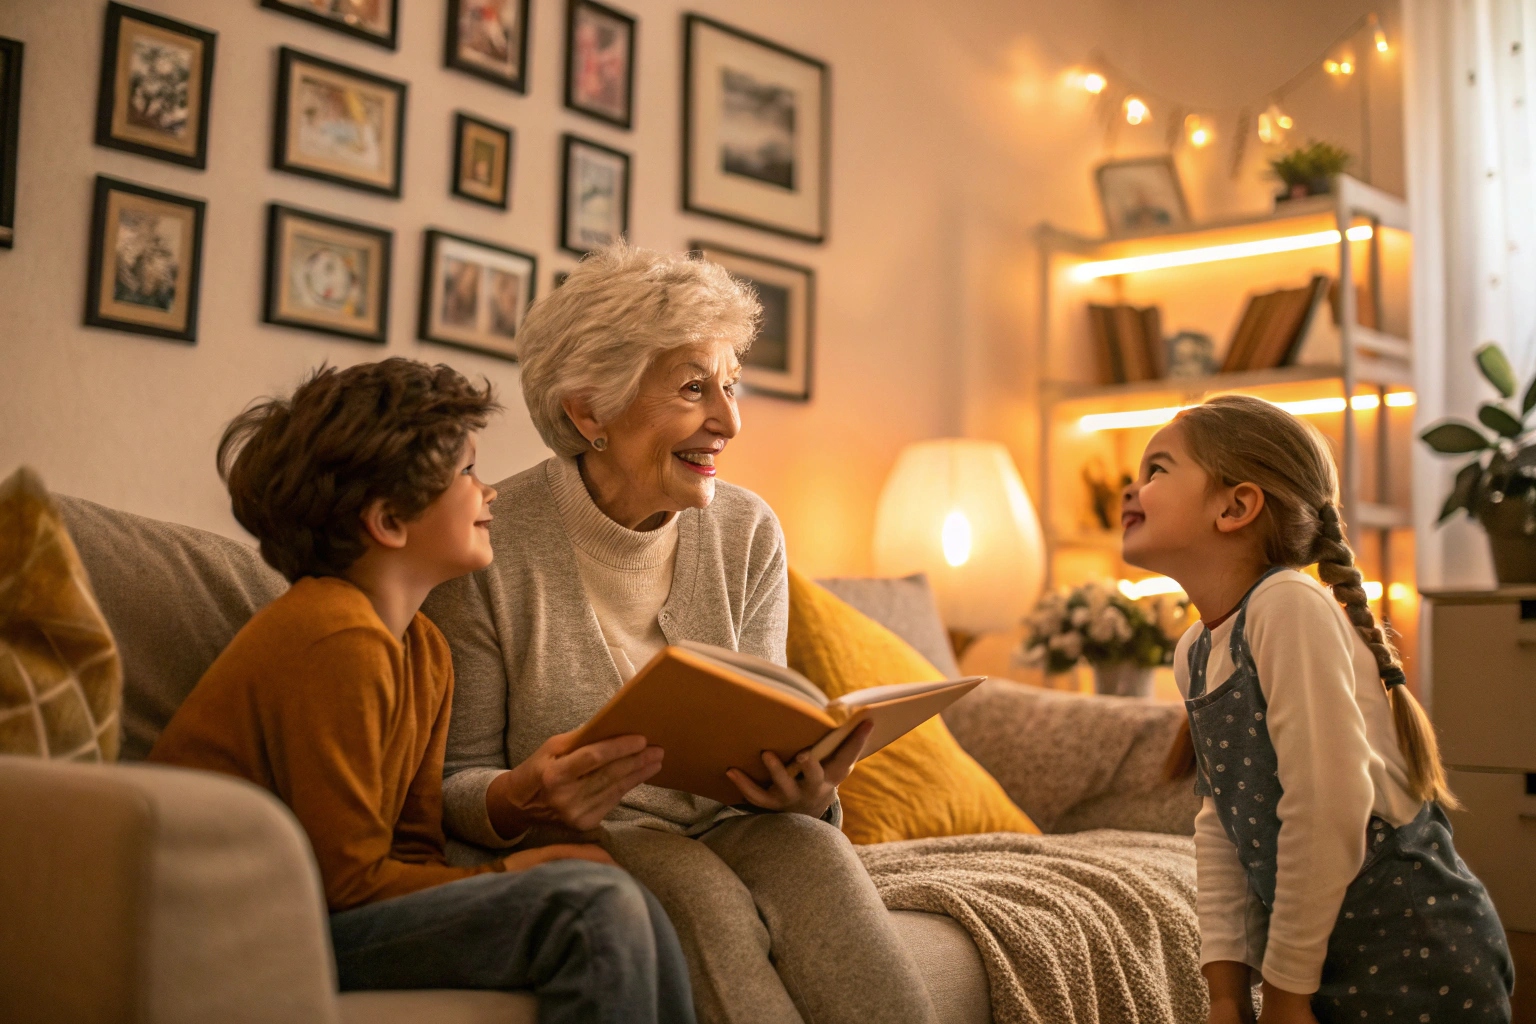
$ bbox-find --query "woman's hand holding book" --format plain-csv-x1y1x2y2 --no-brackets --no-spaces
726,719,874,818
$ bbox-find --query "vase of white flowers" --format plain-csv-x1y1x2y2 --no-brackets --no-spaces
1015,580,1185,697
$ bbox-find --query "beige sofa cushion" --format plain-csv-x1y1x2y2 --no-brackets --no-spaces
55,496,286,761
0,468,123,760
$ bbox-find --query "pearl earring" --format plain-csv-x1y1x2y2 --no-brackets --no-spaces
592,437,608,452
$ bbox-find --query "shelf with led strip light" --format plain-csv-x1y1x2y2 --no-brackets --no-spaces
1034,174,1419,681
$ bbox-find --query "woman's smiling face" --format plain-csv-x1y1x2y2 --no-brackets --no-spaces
598,339,742,520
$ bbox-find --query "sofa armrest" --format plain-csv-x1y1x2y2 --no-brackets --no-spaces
0,756,340,1024
943,680,1198,835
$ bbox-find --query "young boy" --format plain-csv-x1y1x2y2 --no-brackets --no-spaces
150,359,695,1024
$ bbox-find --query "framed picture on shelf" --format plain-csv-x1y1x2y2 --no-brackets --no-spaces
85,176,206,343
418,229,536,362
683,15,828,244
1094,156,1189,236
452,112,512,209
564,0,635,129
273,48,406,197
445,0,530,93
259,0,399,50
560,133,629,255
264,203,391,343
692,241,814,400
0,37,22,249
95,3,216,169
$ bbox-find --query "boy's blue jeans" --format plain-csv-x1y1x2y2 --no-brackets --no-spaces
329,860,696,1024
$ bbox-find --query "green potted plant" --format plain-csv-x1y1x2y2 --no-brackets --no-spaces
1269,140,1352,201
1014,581,1185,697
1420,342,1536,583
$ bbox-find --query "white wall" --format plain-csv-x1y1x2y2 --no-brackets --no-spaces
0,0,1400,576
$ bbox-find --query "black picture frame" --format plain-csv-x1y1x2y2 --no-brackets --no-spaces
85,175,206,344
559,133,630,256
445,0,531,94
273,47,407,198
263,202,392,344
682,14,830,244
451,112,512,210
259,0,399,51
417,228,538,362
95,3,217,170
0,37,22,249
691,240,815,401
564,0,636,130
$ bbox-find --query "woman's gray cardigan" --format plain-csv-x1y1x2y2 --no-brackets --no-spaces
422,457,825,848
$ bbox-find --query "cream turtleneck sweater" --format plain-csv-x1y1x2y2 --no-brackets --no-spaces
548,456,679,680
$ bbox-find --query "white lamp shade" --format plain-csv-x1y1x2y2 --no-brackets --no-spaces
872,439,1045,634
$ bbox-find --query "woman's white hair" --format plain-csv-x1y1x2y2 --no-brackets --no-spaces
518,240,762,457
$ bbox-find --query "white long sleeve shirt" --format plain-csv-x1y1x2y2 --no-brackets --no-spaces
1172,569,1420,994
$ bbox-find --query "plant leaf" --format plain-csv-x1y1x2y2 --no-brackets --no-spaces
1523,373,1536,418
1475,343,1518,398
1438,461,1482,523
1420,421,1491,454
1478,403,1525,438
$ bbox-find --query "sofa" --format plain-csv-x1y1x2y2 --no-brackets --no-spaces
0,494,1198,1024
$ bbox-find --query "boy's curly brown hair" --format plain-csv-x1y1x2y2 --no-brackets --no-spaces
217,359,501,581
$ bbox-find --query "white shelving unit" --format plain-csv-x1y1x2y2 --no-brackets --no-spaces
1034,175,1414,627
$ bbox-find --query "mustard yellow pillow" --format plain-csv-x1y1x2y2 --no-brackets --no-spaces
787,568,1038,844
0,466,122,760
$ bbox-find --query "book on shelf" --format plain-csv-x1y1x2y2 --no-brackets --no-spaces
569,641,985,805
1087,303,1164,384
1221,275,1330,373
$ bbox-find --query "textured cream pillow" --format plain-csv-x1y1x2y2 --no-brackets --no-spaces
0,467,122,759
787,568,1038,844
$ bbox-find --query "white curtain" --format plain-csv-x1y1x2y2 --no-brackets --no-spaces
1405,0,1536,588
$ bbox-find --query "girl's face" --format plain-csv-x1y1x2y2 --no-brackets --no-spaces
1121,421,1223,575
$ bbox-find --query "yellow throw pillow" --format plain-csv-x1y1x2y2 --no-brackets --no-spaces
787,568,1038,844
0,467,122,759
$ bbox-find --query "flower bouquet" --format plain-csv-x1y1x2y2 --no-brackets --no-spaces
1014,581,1186,696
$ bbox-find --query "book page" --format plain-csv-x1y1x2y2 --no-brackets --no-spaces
828,678,974,709
675,640,828,708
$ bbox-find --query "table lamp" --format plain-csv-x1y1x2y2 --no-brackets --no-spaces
872,439,1045,635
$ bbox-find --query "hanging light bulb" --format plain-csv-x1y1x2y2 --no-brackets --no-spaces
1185,113,1212,148
1339,59,1354,74
1082,71,1106,94
1371,13,1389,53
1277,112,1293,129
1258,111,1274,143
1124,96,1149,125
1324,59,1340,74
1259,102,1293,144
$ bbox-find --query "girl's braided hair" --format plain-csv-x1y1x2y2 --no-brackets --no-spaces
1173,394,1455,806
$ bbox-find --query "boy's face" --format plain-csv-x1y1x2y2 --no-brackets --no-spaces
407,433,498,579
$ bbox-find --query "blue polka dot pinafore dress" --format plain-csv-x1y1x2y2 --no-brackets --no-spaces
1184,567,1515,1022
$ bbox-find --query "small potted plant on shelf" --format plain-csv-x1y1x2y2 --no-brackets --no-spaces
1269,140,1352,202
1014,581,1185,697
1420,342,1536,584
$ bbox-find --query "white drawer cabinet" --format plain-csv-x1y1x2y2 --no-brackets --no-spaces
1425,587,1536,933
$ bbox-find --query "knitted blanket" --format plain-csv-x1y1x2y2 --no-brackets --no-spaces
859,830,1206,1024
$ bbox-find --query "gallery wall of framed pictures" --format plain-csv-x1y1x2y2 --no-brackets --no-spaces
1,0,830,394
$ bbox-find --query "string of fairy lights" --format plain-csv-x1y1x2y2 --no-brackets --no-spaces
1060,13,1391,177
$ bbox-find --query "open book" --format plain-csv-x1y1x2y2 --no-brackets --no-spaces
570,641,985,805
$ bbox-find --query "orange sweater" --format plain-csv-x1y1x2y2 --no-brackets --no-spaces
149,576,499,911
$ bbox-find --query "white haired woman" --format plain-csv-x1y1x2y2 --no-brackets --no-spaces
424,243,937,1024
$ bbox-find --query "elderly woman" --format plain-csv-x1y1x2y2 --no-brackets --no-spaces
424,243,937,1024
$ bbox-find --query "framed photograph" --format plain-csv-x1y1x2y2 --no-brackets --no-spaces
260,0,398,50
85,176,206,343
445,0,531,93
564,0,635,129
273,47,406,197
418,229,536,362
1094,156,1190,236
0,38,22,249
452,112,512,209
683,15,828,244
560,134,629,255
692,241,814,400
264,203,391,343
94,3,216,169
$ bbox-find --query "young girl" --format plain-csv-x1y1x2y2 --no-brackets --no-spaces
1121,395,1514,1024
